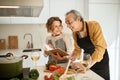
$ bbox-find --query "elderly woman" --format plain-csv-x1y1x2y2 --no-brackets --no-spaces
44,17,73,64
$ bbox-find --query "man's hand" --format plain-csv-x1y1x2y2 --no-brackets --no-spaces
71,62,86,72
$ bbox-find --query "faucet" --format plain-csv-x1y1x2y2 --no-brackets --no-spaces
24,33,33,48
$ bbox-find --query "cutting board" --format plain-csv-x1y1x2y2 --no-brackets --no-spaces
8,36,18,49
0,39,6,50
44,69,76,74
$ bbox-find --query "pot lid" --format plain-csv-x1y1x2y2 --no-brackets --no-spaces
0,57,22,64
0,53,28,63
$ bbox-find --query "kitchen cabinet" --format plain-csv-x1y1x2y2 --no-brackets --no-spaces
49,0,87,23
89,0,119,3
0,17,11,24
0,0,88,24
39,0,89,23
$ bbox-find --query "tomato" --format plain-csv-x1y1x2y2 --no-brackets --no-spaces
56,67,65,75
44,74,55,80
44,75,49,80
49,65,59,71
49,75,55,80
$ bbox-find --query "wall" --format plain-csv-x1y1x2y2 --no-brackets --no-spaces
0,24,44,49
89,0,120,80
89,0,120,46
0,23,72,50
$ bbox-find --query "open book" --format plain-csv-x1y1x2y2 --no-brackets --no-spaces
46,48,68,57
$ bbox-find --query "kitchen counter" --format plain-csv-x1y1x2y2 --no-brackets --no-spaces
0,49,105,80
31,66,105,80
0,49,48,68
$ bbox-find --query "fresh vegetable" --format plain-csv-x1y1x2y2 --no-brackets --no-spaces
29,69,39,80
49,65,60,71
46,60,56,70
54,73,61,80
44,74,55,80
67,76,75,80
49,75,55,80
21,78,33,80
55,67,65,75
44,75,49,80
10,78,20,80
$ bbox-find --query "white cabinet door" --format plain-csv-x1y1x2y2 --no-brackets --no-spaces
39,0,50,23
89,0,120,3
0,17,11,24
40,0,87,23
49,0,86,23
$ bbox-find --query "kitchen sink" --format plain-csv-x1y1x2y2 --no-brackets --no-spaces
23,48,41,52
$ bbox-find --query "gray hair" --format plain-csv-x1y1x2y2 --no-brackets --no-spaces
65,10,84,21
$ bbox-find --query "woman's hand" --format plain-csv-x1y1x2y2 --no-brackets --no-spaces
69,55,76,61
69,53,80,61
51,52,66,60
44,50,49,55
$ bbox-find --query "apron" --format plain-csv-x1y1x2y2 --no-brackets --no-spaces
76,22,110,80
48,38,68,64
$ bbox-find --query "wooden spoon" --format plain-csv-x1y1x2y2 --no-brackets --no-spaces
59,60,71,80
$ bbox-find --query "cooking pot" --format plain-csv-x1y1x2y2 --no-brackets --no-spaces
0,53,28,79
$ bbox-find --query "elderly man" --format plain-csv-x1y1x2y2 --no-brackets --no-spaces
65,10,110,80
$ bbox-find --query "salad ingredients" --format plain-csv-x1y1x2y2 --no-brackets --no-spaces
49,65,60,71
44,74,55,80
29,69,39,80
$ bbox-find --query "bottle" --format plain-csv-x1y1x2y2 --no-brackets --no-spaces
27,41,31,48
